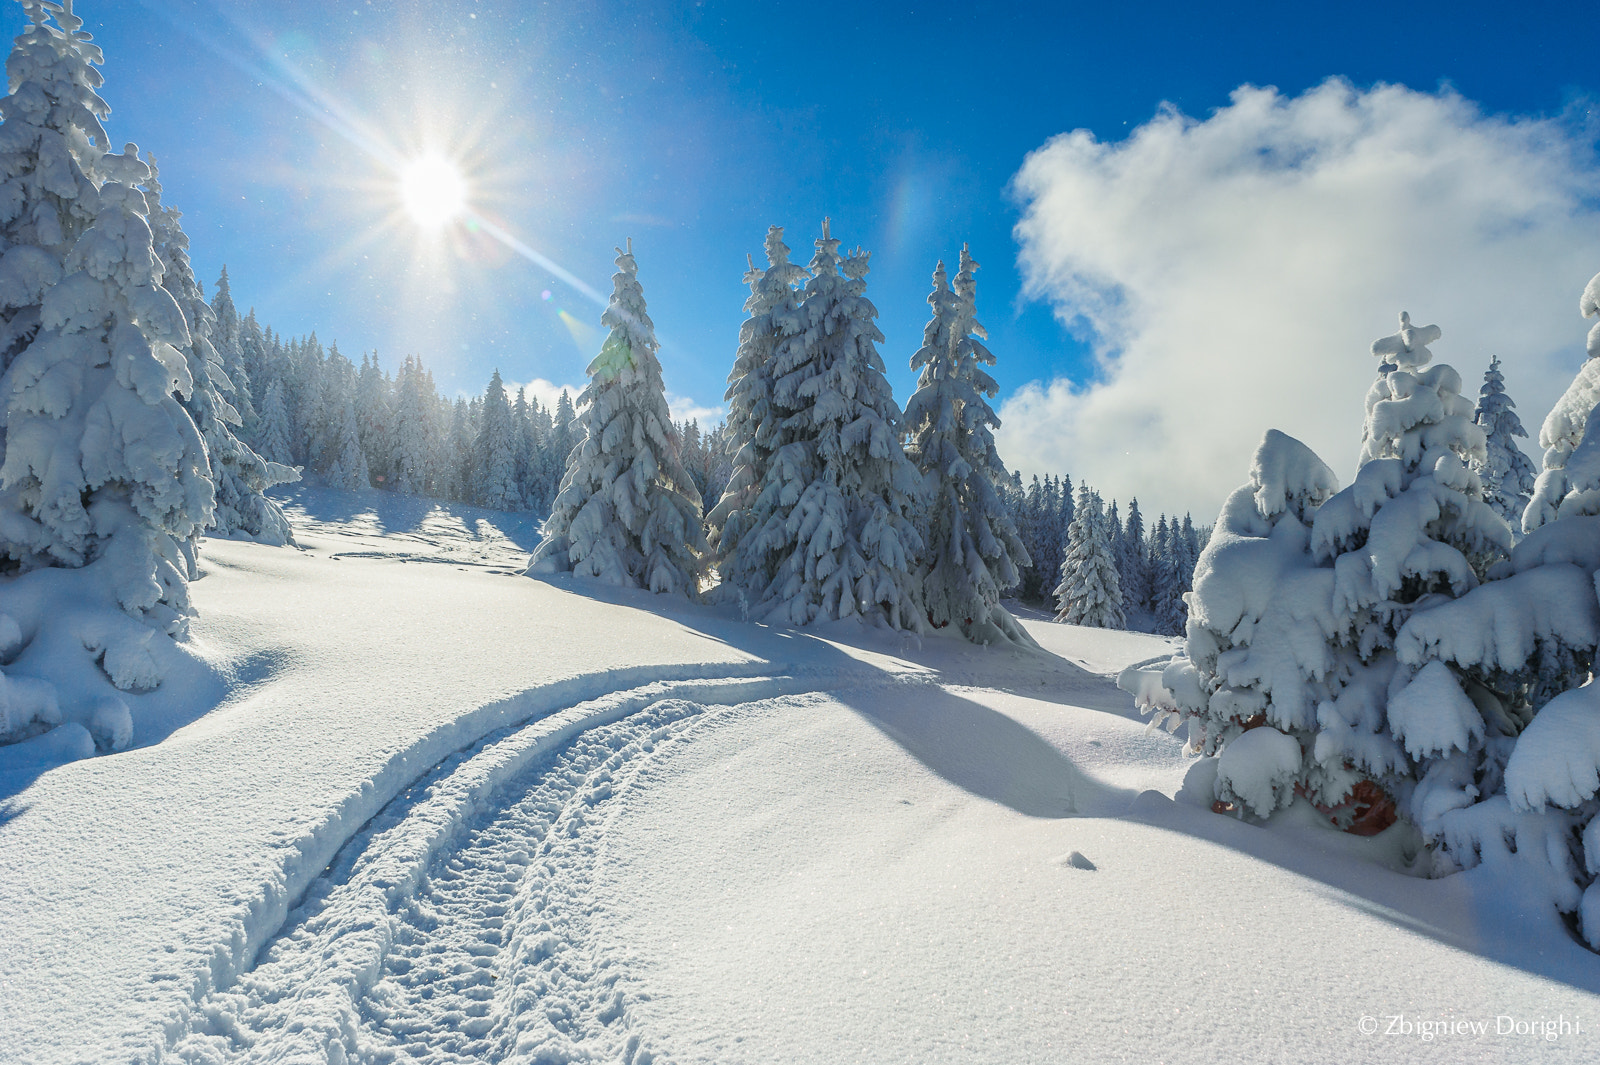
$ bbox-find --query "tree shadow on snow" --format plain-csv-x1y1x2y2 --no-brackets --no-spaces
539,572,1600,995
531,573,1097,820
269,483,546,553
830,685,1084,818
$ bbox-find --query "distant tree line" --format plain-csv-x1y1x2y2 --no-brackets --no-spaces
218,243,1208,635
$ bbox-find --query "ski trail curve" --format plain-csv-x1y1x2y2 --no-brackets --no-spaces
169,675,807,1064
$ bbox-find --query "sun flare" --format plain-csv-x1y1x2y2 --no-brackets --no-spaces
398,155,467,229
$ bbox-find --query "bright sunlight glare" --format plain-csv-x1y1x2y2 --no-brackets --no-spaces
399,156,467,229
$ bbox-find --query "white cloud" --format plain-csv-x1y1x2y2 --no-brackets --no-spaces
503,377,584,412
1000,78,1600,520
665,391,725,426
505,378,723,427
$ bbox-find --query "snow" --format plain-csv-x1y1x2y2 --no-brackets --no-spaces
1216,724,1302,815
1506,680,1600,811
3,484,1600,1063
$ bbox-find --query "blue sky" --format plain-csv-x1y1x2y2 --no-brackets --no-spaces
64,0,1600,516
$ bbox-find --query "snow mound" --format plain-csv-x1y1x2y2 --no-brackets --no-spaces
1506,682,1600,811
1215,726,1301,816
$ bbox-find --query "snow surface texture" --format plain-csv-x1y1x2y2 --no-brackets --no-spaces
5,485,1600,1063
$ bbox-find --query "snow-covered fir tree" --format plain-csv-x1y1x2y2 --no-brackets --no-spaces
1305,314,1515,851
722,221,924,628
208,266,254,433
1,140,211,631
355,351,391,483
526,241,704,594
1471,357,1537,531
474,369,521,510
0,0,104,394
538,389,575,510
708,226,805,579
1147,516,1187,636
323,392,369,490
255,377,294,468
904,246,1032,645
1524,270,1600,534
1118,498,1149,617
387,355,432,494
512,385,535,506
1054,486,1124,628
1154,430,1352,818
441,397,473,502
146,156,295,545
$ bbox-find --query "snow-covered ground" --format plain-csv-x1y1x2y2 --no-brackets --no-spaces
3,485,1599,1064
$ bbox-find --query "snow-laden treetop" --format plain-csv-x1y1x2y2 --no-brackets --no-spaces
1369,310,1441,372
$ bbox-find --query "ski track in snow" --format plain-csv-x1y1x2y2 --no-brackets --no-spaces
170,674,829,1065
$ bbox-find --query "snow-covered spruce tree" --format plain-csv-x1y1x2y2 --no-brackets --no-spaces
475,368,520,510
254,376,293,467
526,241,704,594
707,225,805,579
1,141,211,638
146,156,295,544
726,220,924,628
1119,498,1149,618
1385,276,1600,943
355,351,391,482
534,389,575,510
1147,516,1188,636
307,341,354,475
388,355,432,494
1472,357,1537,531
0,0,109,489
238,309,267,415
208,266,254,432
1524,270,1600,534
904,246,1032,645
1054,486,1124,628
1151,430,1355,820
1308,313,1514,847
323,392,369,490
1494,405,1600,944
512,385,534,506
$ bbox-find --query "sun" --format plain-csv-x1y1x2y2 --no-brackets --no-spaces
398,156,468,229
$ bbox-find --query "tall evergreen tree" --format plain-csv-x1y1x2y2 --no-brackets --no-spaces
1,140,211,631
146,157,294,545
527,242,704,594
1461,359,1534,535
708,226,805,574
255,377,294,468
324,393,369,490
1149,516,1186,636
1525,271,1600,533
1119,498,1149,616
0,0,104,394
905,246,1032,645
355,351,392,484
388,355,433,495
208,266,255,432
512,385,535,508
475,369,521,510
727,220,924,628
1309,313,1511,848
1054,486,1124,628
539,389,575,509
